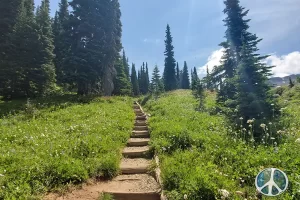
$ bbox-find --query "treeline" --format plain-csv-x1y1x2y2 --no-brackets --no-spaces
0,0,127,99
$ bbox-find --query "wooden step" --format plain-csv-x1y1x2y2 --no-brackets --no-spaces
136,115,146,120
127,138,150,146
120,158,151,174
122,146,150,158
103,174,160,200
135,120,147,126
134,126,148,131
133,105,140,109
131,130,150,138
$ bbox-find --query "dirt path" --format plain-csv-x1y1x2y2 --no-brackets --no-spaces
44,102,161,200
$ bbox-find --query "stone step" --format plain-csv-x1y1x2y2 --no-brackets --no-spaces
131,130,150,138
103,174,160,200
136,115,147,120
120,158,151,174
122,146,150,158
134,120,147,126
134,126,148,131
127,138,150,147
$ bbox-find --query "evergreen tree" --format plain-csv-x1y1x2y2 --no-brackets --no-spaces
53,0,69,84
176,62,180,88
289,77,295,88
193,80,205,111
122,49,130,80
112,57,131,95
181,61,190,89
163,24,177,91
0,0,22,96
191,67,199,91
67,0,122,95
151,65,164,99
131,63,139,96
35,0,56,94
222,0,274,122
145,62,150,91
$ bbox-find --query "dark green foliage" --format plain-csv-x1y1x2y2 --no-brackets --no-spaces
122,49,130,81
176,62,180,88
53,0,70,84
289,77,295,88
163,24,177,91
191,67,199,91
181,61,190,89
193,80,205,111
131,64,139,96
112,57,132,96
66,0,122,95
138,63,150,94
150,65,164,99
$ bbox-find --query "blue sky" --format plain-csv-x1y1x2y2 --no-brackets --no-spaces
35,0,300,77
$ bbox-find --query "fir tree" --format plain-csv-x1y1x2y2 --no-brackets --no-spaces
53,0,69,84
151,65,164,99
163,24,177,91
191,67,199,91
222,0,274,122
145,62,150,92
176,62,180,88
289,77,295,88
122,49,130,80
193,80,205,111
131,63,139,96
112,57,132,96
181,61,190,89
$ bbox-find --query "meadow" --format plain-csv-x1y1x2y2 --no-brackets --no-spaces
0,95,135,199
142,90,300,199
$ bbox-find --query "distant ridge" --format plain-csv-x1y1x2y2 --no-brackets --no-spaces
269,74,300,86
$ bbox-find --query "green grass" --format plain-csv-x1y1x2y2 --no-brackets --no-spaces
0,95,135,199
143,90,300,200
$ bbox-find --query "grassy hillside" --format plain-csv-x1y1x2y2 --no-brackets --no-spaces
143,90,300,199
0,96,135,199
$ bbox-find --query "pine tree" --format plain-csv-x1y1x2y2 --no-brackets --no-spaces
67,0,122,95
145,62,150,92
112,57,132,95
53,0,69,84
191,67,199,91
0,0,22,96
131,63,139,96
151,65,164,99
181,61,190,89
193,80,205,111
289,77,295,88
176,62,180,88
163,24,177,91
35,0,56,94
122,49,130,80
222,0,274,122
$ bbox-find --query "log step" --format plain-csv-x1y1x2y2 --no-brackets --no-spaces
103,174,160,200
127,138,150,147
136,115,147,120
131,130,150,138
122,146,150,158
134,120,147,126
134,126,148,131
120,158,151,174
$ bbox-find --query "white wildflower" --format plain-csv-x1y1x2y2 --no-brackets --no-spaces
218,189,230,198
239,117,243,120
260,124,266,129
184,194,188,199
296,138,300,143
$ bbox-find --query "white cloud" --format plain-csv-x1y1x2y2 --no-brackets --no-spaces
199,49,300,78
266,51,300,77
198,48,224,77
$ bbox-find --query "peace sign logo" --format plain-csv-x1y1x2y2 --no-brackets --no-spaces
255,168,289,196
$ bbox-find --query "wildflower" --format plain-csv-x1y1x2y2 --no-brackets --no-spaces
260,124,266,129
247,120,253,124
234,109,238,112
242,128,246,131
184,194,188,199
239,117,243,120
274,142,277,146
271,104,274,106
296,138,300,143
0,174,4,177
249,124,252,128
270,137,275,140
162,147,166,151
218,189,230,198
269,122,272,125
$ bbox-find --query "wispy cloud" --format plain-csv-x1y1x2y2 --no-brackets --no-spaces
142,38,161,45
